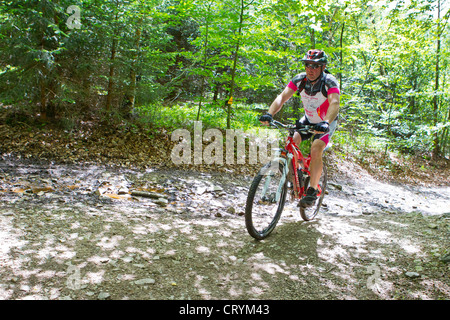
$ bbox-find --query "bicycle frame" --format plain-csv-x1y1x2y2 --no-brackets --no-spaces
245,120,328,239
270,120,322,201
284,132,311,199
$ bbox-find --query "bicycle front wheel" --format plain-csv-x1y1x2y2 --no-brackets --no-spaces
300,164,327,221
245,160,288,240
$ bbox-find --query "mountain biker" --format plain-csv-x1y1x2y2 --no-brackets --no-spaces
259,49,340,208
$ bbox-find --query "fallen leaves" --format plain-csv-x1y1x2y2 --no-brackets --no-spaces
102,193,132,200
1,117,448,188
31,186,54,193
0,121,261,177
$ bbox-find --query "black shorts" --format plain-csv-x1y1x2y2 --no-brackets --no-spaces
295,116,338,146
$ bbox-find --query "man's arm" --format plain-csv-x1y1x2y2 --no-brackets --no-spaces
267,86,296,115
313,92,340,133
324,92,339,123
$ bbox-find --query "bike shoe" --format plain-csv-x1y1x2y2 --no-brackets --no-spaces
300,187,318,207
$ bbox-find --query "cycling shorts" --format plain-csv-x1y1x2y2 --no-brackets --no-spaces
296,116,338,146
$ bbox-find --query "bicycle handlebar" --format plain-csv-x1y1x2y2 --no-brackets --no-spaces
269,120,314,133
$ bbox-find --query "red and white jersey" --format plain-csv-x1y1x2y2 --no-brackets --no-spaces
287,72,340,124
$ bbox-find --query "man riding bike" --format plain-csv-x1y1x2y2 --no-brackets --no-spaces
259,49,340,208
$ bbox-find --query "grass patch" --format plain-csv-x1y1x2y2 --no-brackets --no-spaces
135,101,262,132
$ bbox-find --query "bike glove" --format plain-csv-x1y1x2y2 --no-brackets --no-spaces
313,121,330,133
259,112,273,123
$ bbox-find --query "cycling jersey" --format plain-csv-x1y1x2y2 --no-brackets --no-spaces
287,72,340,124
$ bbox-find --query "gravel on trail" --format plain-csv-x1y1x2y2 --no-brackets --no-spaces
0,158,448,301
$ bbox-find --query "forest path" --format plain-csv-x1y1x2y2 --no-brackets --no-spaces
0,159,448,300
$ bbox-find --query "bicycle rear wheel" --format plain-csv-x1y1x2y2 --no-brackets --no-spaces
245,160,288,240
300,165,327,221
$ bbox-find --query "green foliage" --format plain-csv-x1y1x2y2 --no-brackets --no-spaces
0,0,449,158
135,101,260,133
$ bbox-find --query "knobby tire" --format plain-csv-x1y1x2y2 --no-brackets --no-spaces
299,164,327,221
245,161,288,240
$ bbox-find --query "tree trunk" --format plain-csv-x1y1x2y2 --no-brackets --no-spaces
39,69,47,120
105,36,117,112
339,21,345,91
227,0,245,129
106,7,120,112
197,1,213,121
123,17,143,117
432,0,441,160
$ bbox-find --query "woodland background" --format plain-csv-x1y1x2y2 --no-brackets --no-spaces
1,1,449,302
0,0,449,165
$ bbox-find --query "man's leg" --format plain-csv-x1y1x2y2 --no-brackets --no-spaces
299,119,336,207
308,139,326,189
300,139,326,207
293,131,302,146
309,120,337,188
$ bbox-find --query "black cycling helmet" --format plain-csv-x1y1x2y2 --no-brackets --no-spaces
301,49,328,65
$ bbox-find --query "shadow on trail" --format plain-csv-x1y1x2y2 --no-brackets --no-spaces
0,159,448,300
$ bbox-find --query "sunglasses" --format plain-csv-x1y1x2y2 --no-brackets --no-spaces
303,63,322,69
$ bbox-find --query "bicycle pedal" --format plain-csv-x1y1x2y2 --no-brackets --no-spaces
298,200,313,208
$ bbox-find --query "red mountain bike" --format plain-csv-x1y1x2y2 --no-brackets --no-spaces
245,120,328,240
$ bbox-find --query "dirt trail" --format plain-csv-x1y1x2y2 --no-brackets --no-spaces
0,158,449,300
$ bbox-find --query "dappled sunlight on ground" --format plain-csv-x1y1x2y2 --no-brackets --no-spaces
0,161,448,300
0,200,449,300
